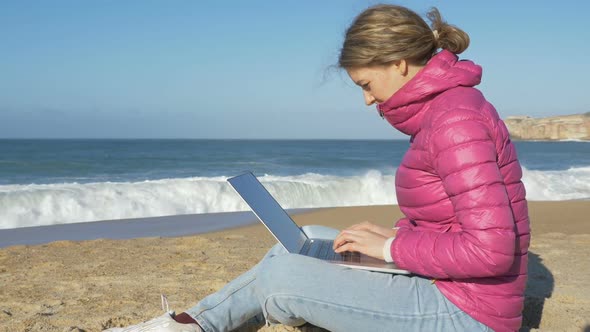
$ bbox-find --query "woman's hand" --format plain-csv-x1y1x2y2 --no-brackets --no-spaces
341,221,398,238
332,221,398,260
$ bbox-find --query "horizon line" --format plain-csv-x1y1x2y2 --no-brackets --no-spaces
0,137,409,141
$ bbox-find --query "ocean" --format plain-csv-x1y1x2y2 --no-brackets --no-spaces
0,139,588,230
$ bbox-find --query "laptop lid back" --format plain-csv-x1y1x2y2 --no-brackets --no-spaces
227,172,308,253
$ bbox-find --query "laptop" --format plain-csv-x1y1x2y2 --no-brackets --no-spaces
227,172,410,274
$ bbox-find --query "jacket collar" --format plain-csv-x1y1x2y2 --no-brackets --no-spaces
376,50,482,136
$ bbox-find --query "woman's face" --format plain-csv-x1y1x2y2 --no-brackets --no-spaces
346,61,412,106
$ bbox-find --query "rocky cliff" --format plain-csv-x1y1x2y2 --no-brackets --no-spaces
504,113,590,141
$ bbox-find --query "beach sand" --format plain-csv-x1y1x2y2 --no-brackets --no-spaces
0,201,589,332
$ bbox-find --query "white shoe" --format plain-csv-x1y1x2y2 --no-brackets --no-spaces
103,311,202,332
103,295,202,332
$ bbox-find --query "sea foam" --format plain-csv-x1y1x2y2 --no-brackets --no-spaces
1,168,589,229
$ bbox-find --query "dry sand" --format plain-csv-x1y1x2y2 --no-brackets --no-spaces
1,201,589,332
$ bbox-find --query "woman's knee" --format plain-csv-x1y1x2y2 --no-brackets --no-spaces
300,225,340,239
259,243,289,263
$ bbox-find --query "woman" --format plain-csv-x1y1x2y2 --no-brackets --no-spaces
108,4,529,332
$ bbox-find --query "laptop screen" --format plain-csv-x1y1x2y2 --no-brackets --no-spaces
227,172,308,253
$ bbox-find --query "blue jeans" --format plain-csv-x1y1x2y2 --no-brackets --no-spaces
186,226,491,332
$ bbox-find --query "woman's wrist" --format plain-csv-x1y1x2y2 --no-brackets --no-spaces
382,236,396,263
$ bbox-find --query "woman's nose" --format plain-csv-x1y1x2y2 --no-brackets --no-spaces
363,91,376,106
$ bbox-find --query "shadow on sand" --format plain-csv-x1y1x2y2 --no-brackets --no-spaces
520,251,554,331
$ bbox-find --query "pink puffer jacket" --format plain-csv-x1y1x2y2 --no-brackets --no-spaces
381,50,530,332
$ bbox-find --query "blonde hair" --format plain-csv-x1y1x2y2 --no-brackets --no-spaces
338,5,470,68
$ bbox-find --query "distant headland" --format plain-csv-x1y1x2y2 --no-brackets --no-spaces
504,113,590,141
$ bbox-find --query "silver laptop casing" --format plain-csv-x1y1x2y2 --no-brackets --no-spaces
227,172,410,274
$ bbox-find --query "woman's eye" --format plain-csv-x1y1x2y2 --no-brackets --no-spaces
362,83,370,91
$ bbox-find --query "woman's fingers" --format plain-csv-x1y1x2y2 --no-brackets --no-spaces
334,228,376,249
333,230,359,249
332,229,387,259
333,231,359,252
334,242,356,253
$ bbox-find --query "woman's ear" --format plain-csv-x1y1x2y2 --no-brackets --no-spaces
389,60,408,77
397,59,408,76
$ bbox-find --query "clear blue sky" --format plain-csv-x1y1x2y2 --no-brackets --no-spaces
1,0,589,139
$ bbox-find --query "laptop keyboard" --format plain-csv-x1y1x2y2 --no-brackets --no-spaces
299,239,361,263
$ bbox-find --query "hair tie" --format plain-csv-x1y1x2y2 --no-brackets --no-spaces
432,30,439,40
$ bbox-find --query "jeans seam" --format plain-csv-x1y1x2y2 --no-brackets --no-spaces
440,295,488,331
263,293,461,320
441,296,459,332
189,274,257,331
194,316,214,332
199,277,255,314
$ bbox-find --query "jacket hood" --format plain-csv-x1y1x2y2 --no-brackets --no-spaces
377,50,483,136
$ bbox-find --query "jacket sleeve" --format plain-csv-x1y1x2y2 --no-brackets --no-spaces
391,117,516,279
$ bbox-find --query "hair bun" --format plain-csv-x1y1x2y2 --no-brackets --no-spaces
426,8,469,54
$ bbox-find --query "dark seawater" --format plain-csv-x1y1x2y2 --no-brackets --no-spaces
0,139,588,229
